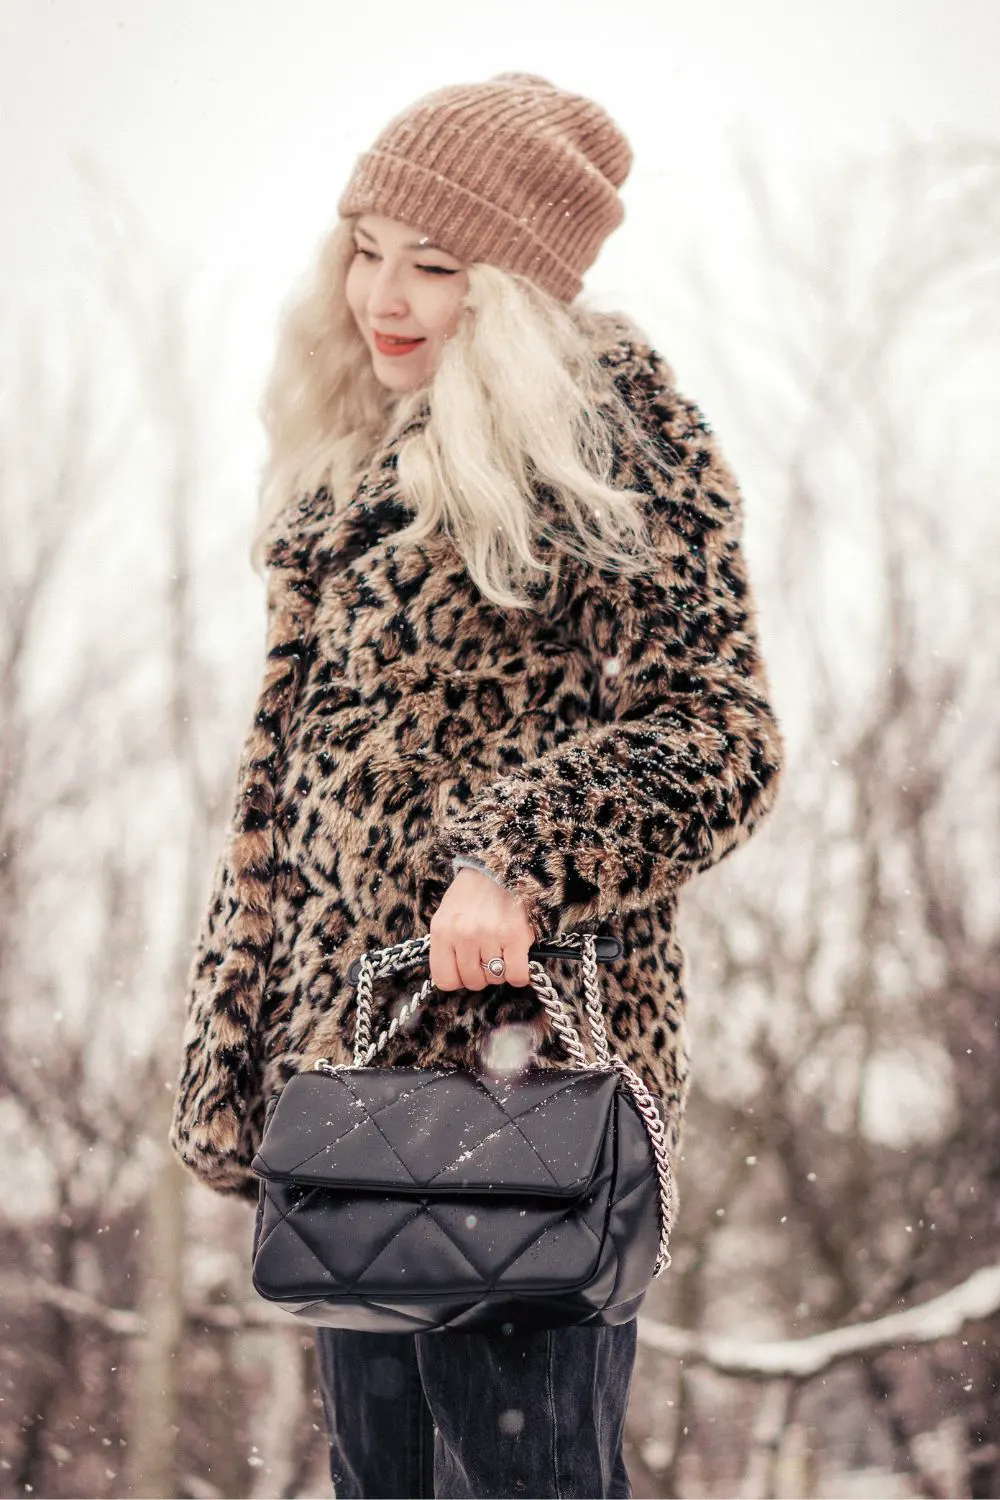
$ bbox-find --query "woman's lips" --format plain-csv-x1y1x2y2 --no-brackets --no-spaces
373,332,425,357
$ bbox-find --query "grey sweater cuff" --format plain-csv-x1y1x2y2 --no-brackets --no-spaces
451,854,511,892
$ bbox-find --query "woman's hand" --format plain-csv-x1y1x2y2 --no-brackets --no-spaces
429,868,536,992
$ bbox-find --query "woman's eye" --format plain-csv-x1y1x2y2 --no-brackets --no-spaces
353,246,457,276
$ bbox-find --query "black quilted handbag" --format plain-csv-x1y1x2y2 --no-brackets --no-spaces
250,932,674,1333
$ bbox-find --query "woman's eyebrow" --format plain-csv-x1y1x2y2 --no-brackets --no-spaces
354,225,452,255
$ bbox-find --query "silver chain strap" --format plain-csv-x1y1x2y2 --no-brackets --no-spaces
312,932,674,1275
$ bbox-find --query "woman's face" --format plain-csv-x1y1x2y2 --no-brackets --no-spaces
345,214,470,393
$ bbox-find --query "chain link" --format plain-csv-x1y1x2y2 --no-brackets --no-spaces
312,930,674,1275
607,1057,675,1276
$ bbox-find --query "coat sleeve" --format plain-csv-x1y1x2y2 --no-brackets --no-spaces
426,351,787,941
167,493,324,1196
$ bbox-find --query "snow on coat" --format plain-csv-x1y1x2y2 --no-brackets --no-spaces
168,315,787,1200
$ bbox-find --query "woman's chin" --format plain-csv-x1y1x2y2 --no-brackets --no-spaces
372,362,428,394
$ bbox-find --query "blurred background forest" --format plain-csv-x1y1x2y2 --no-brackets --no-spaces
1,3,998,1498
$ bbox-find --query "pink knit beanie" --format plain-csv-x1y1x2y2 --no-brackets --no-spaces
336,73,632,303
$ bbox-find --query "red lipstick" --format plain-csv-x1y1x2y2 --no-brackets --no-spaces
373,331,425,357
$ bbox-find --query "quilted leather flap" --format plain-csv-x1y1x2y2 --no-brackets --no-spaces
251,1066,620,1199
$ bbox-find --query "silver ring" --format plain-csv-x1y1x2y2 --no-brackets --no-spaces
481,956,506,978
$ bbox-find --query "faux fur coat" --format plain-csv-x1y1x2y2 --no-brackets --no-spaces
168,314,786,1202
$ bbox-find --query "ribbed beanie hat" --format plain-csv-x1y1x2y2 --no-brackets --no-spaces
337,73,632,303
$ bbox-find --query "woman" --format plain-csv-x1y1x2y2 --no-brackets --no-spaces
169,73,786,1498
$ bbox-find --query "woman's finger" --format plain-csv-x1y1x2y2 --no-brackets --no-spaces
491,922,531,988
428,913,464,993
455,932,491,991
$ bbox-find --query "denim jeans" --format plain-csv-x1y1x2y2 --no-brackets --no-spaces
314,1320,638,1498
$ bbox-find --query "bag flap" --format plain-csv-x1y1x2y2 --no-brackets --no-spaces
251,1066,619,1199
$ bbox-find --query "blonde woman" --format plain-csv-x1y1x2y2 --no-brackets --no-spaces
170,73,786,1498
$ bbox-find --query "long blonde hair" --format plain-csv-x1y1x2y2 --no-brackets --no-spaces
253,216,677,610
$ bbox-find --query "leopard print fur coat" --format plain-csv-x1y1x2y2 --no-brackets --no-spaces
168,313,786,1201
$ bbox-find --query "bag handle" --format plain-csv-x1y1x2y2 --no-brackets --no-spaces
314,930,674,1276
344,932,623,987
349,931,612,1071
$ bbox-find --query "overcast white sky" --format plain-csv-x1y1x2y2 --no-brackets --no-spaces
2,0,997,609
4,0,997,329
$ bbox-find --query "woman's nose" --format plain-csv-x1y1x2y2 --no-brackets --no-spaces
368,264,409,319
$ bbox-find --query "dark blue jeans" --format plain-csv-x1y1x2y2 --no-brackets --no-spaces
314,1321,638,1498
